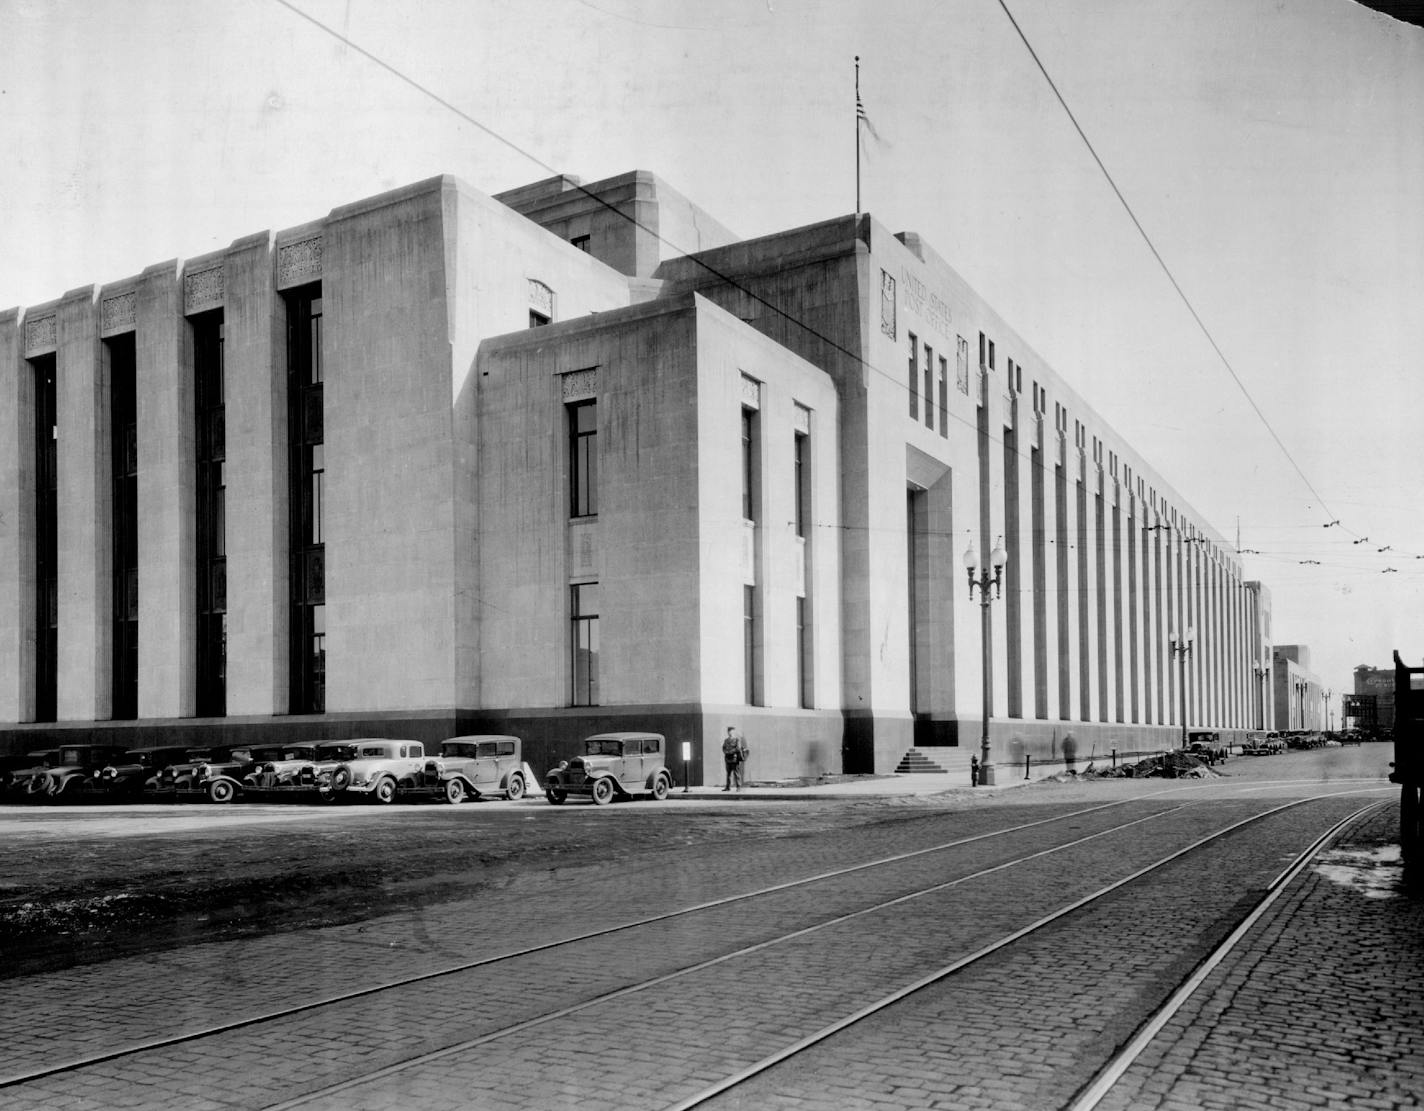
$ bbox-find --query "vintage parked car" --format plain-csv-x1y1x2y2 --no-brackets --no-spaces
241,743,323,795
2,750,58,797
25,744,130,801
316,739,427,804
397,735,527,804
78,745,195,801
242,741,353,800
1242,732,1286,755
167,746,256,803
1186,730,1229,764
544,731,672,805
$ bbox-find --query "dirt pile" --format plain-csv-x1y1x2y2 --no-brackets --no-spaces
1083,752,1218,779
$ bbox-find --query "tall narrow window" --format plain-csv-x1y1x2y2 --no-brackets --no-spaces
569,399,597,517
571,583,599,706
109,334,138,720
923,343,934,429
795,426,812,709
194,312,226,717
937,355,949,437
793,430,809,539
741,407,760,522
33,355,57,723
743,585,760,705
797,596,812,709
907,333,919,419
287,287,325,714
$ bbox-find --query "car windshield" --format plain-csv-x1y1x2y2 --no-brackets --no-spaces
318,745,358,761
442,744,477,759
585,739,625,756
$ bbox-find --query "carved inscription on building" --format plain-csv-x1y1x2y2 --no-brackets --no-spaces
740,374,761,410
24,314,57,354
184,267,224,314
101,292,136,335
278,237,323,287
899,265,953,337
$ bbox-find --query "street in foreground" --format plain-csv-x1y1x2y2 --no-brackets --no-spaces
0,746,1417,1110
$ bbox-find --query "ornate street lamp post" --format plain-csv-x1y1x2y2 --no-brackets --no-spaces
1169,626,1194,750
963,537,1007,786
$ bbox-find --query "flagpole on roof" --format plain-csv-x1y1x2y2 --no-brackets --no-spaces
854,55,862,221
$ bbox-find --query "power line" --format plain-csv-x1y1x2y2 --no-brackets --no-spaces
993,0,1342,528
269,0,1413,569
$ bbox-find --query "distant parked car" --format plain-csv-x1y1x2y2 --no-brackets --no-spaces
316,739,427,804
169,746,256,803
545,732,672,805
25,744,130,802
241,743,323,796
1242,732,1286,756
1186,731,1229,765
397,736,527,804
79,745,194,801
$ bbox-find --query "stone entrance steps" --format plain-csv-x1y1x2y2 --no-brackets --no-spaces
893,747,974,776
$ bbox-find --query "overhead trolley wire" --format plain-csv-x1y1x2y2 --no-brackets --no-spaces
269,0,1413,569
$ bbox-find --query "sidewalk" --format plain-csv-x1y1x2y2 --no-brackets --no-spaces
674,770,1023,800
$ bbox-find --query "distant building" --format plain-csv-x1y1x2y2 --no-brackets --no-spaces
1348,664,1396,734
1,169,1276,780
1273,645,1327,731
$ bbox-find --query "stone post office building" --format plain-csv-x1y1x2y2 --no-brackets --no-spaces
0,170,1275,782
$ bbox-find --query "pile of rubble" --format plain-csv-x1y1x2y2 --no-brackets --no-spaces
1083,751,1218,779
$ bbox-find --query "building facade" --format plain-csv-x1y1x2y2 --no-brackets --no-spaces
1272,645,1327,731
0,170,1274,781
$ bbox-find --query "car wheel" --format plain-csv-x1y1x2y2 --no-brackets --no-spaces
444,778,465,805
505,772,525,801
545,788,566,805
372,777,397,805
591,778,615,806
207,779,236,804
331,764,353,792
26,774,51,798
651,774,670,801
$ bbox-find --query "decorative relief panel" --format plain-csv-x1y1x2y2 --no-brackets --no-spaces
792,404,810,435
101,292,136,335
568,519,600,578
561,368,598,401
740,519,757,586
528,279,554,316
740,374,761,410
278,237,323,288
184,267,224,314
880,270,896,339
24,314,57,355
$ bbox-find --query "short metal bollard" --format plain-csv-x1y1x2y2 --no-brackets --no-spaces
970,755,980,787
1112,748,1118,769
1024,754,1032,780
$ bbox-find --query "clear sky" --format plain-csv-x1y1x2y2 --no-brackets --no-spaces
3,0,1421,707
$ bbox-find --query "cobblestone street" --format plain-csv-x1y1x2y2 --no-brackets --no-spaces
0,747,1417,1110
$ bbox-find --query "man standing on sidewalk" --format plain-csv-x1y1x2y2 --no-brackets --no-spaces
722,726,749,791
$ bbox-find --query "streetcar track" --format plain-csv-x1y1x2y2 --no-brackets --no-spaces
262,806,1190,1111
4,787,1386,1111
0,796,1140,1089
1064,799,1387,1111
659,790,1375,1111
